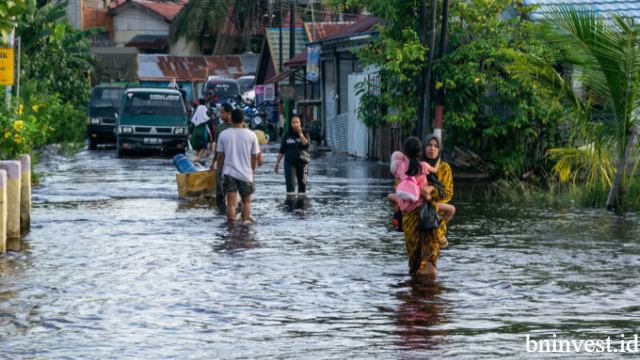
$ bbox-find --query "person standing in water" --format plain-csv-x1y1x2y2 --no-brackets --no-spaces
274,116,310,194
216,109,260,223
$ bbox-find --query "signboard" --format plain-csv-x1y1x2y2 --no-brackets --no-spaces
254,85,278,124
0,48,14,86
306,45,320,82
264,83,275,101
278,85,305,101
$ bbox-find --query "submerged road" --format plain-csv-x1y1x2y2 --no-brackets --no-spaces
1,145,639,359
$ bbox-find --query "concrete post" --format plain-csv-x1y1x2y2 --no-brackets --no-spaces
19,155,30,232
0,170,7,253
0,161,21,239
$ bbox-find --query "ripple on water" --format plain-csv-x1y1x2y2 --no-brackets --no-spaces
0,149,639,359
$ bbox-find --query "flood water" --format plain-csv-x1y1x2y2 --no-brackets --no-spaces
1,145,639,359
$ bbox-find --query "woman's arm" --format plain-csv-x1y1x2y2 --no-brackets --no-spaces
274,153,284,174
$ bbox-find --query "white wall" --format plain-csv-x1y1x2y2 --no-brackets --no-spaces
113,6,168,45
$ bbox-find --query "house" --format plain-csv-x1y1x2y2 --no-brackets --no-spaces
107,0,204,55
311,16,381,156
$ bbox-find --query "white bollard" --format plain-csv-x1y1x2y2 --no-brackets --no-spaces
0,161,21,239
0,169,6,253
19,155,31,233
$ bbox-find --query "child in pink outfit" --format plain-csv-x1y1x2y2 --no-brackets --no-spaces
394,160,430,212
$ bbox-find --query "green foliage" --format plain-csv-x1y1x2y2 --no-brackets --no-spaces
0,97,50,160
510,5,640,206
433,0,564,176
21,39,91,108
0,0,25,46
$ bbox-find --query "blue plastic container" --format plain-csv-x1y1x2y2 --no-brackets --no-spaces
173,154,197,174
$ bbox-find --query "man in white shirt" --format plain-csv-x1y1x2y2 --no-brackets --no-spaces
217,109,260,223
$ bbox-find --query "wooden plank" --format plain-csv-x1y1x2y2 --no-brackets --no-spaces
185,170,216,193
176,173,188,197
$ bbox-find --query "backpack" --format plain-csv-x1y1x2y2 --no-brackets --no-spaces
396,175,420,201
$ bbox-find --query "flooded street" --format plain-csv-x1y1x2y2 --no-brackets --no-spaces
1,146,640,359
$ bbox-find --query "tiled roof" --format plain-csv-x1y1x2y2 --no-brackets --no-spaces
524,0,640,21
136,0,186,21
138,53,259,81
109,0,187,21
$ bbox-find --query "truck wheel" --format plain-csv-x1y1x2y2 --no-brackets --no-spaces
89,137,98,150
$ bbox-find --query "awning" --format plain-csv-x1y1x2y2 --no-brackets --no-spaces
265,67,299,84
125,34,168,50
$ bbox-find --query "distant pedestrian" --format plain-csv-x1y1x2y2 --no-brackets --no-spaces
216,109,260,223
274,116,310,194
189,105,212,163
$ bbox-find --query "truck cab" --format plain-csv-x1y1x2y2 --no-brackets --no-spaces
87,85,124,149
116,87,189,156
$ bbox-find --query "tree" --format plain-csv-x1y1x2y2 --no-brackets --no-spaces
170,0,266,54
510,5,640,208
16,0,104,107
432,0,563,175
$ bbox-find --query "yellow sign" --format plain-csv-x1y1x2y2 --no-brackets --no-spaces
0,48,14,86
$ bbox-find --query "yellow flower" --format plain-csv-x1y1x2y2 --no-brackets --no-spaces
13,120,23,131
435,81,444,90
32,105,40,112
475,78,480,83
18,105,23,115
4,132,10,138
14,135,22,144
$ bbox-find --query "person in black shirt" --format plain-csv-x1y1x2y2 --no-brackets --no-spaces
274,116,310,194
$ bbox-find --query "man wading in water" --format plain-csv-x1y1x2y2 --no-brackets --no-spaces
215,109,260,223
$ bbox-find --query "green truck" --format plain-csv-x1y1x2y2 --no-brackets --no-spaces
116,87,189,157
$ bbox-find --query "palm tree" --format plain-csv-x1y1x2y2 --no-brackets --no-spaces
170,0,266,54
510,5,640,209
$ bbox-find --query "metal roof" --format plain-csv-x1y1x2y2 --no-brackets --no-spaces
266,28,309,73
524,0,640,21
138,53,260,82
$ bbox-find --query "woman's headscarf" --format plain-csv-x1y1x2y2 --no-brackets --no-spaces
191,105,209,126
422,134,444,199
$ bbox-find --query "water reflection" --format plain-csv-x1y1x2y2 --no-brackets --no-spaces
212,222,258,254
392,279,449,356
283,194,308,213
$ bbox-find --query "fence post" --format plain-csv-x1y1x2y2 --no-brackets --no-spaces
0,161,21,239
19,155,30,232
0,170,6,253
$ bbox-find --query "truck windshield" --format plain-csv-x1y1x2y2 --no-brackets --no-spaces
206,82,240,97
89,88,123,117
237,78,254,93
123,92,185,116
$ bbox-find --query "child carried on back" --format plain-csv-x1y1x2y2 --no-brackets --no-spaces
388,136,454,247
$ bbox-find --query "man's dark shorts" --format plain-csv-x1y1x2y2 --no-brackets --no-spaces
223,175,255,197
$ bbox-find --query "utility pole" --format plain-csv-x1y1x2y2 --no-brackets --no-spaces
416,0,427,138
424,0,437,136
278,0,283,72
287,0,295,131
434,0,450,139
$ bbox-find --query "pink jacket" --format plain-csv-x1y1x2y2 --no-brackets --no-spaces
396,161,429,212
